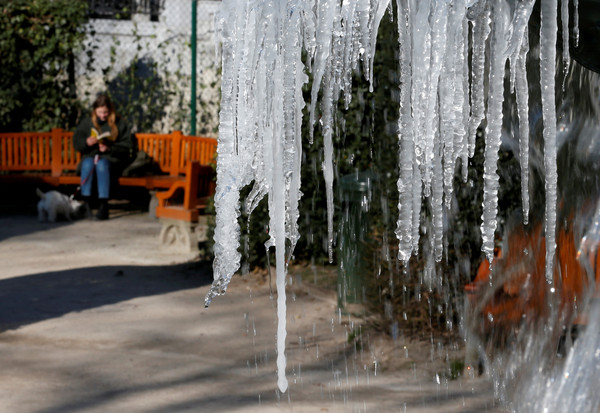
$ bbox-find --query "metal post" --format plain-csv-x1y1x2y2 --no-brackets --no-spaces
191,0,197,135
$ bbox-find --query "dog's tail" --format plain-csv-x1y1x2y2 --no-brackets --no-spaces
36,188,45,199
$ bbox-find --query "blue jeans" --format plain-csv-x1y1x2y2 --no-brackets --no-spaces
80,157,111,199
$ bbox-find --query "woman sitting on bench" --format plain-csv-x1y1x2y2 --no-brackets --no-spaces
73,94,133,220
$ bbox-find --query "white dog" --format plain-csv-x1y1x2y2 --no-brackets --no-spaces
36,189,86,222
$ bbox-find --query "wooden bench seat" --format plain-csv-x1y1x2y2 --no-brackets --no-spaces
0,172,182,188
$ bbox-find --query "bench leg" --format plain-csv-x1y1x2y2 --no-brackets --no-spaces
148,191,158,219
159,219,198,252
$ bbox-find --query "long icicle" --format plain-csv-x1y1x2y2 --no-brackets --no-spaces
540,0,559,285
480,1,509,265
396,0,415,261
515,32,531,225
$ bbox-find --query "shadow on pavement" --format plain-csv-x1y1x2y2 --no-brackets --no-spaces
0,262,213,332
0,183,152,242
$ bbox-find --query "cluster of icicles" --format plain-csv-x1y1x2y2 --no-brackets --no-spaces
205,0,577,392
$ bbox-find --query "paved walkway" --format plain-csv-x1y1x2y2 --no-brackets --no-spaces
0,208,504,412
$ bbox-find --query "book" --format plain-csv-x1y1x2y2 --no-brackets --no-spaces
91,127,114,144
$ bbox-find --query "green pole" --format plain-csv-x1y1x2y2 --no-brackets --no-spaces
191,0,197,135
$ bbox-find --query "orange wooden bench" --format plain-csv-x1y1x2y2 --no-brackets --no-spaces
0,128,216,249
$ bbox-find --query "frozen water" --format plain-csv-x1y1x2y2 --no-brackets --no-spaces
540,0,559,284
209,0,575,393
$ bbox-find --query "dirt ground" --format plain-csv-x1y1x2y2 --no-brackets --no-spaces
0,197,505,413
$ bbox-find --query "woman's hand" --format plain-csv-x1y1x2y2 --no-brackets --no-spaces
98,142,109,153
86,136,98,146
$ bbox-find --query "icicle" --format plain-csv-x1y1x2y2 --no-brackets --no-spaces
480,1,510,265
301,0,317,68
272,1,308,392
540,0,559,285
210,0,572,392
561,0,570,83
322,70,336,262
467,0,491,158
311,0,344,263
329,5,345,102
340,0,358,106
207,0,310,392
206,0,255,307
410,0,433,196
420,0,448,261
506,0,535,225
270,46,289,391
439,0,468,208
460,16,471,181
515,32,531,225
308,0,336,144
268,40,289,392
411,163,422,255
573,0,579,47
355,0,371,77
367,0,392,92
422,1,448,198
431,130,444,261
507,0,535,89
282,4,307,256
395,0,415,261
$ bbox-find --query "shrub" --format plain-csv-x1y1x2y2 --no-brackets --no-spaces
0,0,88,131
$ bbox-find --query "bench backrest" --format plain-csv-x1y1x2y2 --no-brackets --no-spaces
135,131,218,177
0,129,77,177
0,128,216,177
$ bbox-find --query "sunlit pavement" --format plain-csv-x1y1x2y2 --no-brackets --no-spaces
0,211,504,413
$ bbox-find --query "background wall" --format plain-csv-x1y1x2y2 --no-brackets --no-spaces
76,0,221,136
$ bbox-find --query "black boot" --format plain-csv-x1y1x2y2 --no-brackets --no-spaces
95,198,109,220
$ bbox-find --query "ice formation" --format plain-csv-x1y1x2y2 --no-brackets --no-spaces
207,0,575,392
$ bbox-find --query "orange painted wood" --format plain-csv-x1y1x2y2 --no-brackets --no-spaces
51,128,62,177
465,221,600,333
155,161,215,222
155,161,199,222
170,130,182,177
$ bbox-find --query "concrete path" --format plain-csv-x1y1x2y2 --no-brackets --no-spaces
0,207,504,412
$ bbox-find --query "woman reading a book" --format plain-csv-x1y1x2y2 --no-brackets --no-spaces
73,94,134,220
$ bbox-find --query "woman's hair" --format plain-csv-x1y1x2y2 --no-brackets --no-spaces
91,94,118,140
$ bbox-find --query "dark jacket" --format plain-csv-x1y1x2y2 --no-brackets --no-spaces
73,116,134,168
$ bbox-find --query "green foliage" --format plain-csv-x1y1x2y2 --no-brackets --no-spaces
0,0,88,131
445,359,465,380
234,11,401,269
107,56,174,133
290,15,401,266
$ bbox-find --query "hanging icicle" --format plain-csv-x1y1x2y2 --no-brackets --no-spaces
507,0,535,226
540,0,559,285
209,0,572,390
395,0,415,262
480,1,510,264
467,0,491,159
